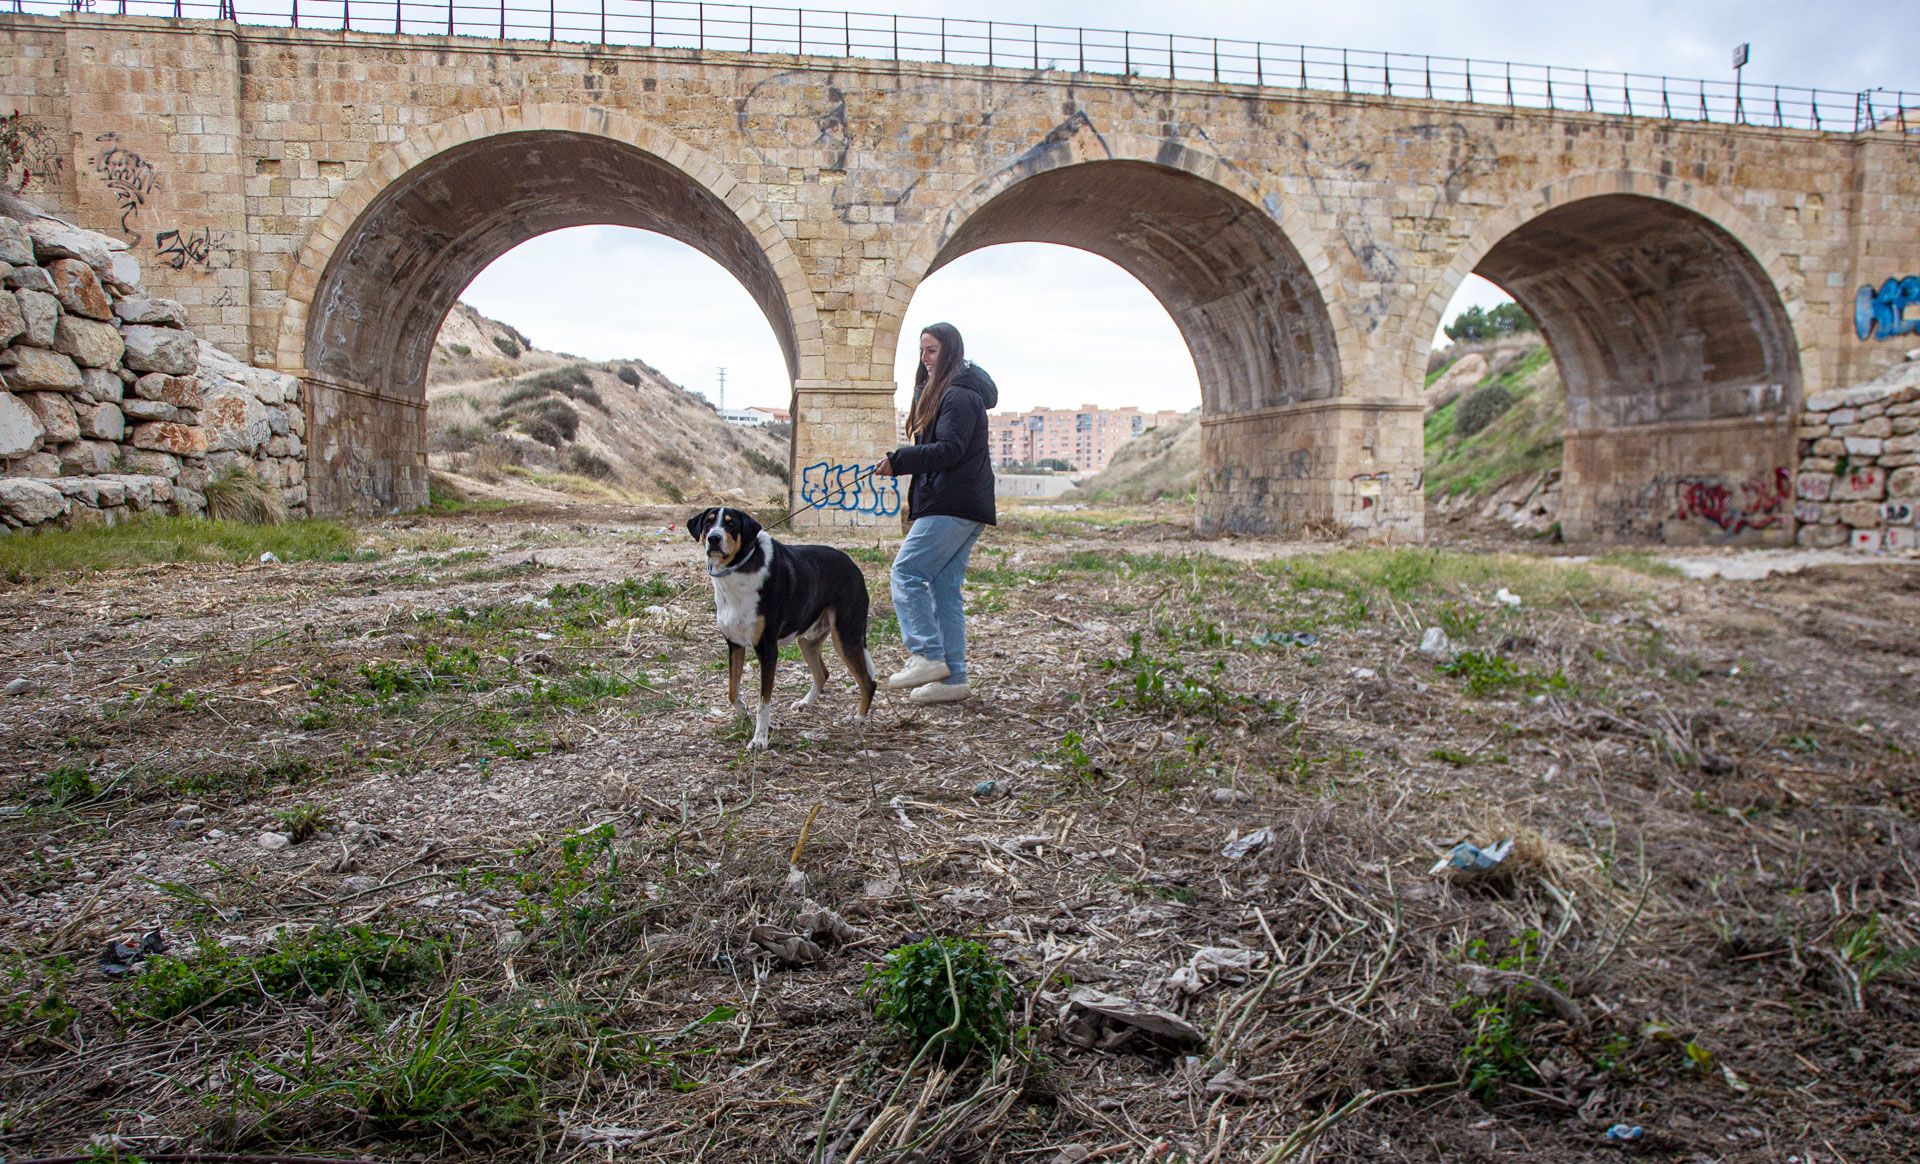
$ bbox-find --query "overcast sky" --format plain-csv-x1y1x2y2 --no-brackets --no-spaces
461,0,1917,413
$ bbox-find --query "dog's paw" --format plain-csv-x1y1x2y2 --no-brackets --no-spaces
791,690,820,710
847,711,869,725
747,733,770,751
732,699,752,719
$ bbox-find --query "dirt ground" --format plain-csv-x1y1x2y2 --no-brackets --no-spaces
2,502,1917,1162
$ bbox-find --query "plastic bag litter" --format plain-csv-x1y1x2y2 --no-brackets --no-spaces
1495,587,1523,608
1168,946,1266,995
1221,827,1273,860
1430,838,1514,876
100,929,168,977
1418,626,1454,661
1605,1124,1644,1143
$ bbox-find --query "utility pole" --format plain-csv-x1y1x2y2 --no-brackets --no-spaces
717,367,727,412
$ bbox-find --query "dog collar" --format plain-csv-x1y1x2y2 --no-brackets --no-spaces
707,563,740,578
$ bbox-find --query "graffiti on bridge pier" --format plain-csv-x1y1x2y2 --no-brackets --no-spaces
1671,467,1792,535
1855,275,1920,342
88,134,158,237
800,461,901,516
155,226,235,271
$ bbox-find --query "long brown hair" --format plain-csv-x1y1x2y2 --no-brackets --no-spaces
907,323,965,441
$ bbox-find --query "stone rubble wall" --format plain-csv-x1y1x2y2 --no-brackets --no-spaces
1793,353,1920,552
0,212,306,532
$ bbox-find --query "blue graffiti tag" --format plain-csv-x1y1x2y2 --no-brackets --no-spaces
800,462,902,516
1855,275,1920,341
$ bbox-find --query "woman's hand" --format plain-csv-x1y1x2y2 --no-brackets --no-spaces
875,455,894,476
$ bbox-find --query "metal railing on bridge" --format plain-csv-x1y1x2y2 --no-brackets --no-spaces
9,0,1915,134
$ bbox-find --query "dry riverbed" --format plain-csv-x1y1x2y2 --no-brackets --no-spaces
2,504,1916,1162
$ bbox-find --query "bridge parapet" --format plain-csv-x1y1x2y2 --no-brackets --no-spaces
9,0,1915,134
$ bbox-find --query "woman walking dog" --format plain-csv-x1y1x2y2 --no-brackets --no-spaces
875,322,997,704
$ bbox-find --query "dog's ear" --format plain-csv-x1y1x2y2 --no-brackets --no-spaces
687,508,716,540
735,510,763,542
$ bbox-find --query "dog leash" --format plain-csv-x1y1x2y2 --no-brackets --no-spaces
647,463,886,611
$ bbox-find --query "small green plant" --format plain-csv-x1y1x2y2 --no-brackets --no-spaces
1836,913,1920,998
865,936,1016,1060
1102,632,1276,722
272,802,331,844
511,823,621,950
121,926,441,1024
491,334,521,358
243,988,544,1144
448,343,471,358
2,954,79,1042
1438,650,1572,698
1048,729,1098,785
45,765,97,807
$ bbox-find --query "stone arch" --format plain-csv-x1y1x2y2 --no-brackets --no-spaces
893,131,1346,416
885,131,1349,534
278,104,818,513
1423,173,1804,543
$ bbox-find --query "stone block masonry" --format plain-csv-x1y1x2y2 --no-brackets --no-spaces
0,212,306,531
4,13,1918,540
1792,354,1920,552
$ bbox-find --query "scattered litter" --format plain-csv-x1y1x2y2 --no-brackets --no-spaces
1351,667,1378,680
1168,945,1265,995
259,551,280,564
1050,1147,1092,1164
1209,787,1252,805
0,806,21,819
1605,1124,1645,1143
3,677,34,696
794,907,862,946
1418,626,1454,662
1205,1067,1258,1098
1495,587,1523,608
99,929,167,977
566,1124,661,1148
1248,630,1317,649
1221,827,1272,860
938,886,994,915
1061,987,1205,1049
888,796,917,830
748,923,822,966
257,831,292,852
1430,838,1513,876
973,778,1001,798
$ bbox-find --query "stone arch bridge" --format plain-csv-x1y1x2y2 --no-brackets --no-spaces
4,6,1917,542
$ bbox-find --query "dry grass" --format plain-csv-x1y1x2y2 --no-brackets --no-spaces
2,507,1916,1161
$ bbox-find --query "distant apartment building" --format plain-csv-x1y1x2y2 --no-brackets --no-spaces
720,406,790,427
986,405,1187,474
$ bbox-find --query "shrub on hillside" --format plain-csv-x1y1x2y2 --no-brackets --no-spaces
1454,385,1515,438
520,399,580,447
615,365,641,387
567,448,616,480
744,448,788,483
491,335,521,359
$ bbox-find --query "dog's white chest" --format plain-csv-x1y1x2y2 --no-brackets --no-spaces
710,569,766,646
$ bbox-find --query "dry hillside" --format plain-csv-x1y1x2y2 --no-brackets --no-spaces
425,302,789,508
1070,411,1201,504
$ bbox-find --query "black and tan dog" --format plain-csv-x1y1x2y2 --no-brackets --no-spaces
687,506,878,749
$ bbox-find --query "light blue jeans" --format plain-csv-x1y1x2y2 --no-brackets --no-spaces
890,515,984,685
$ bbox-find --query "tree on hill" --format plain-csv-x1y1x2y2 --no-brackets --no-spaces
1445,301,1538,343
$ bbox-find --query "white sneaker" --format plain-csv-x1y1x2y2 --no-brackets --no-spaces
886,656,950,691
909,680,971,704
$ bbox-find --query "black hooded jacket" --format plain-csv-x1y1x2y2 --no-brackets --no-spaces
889,363,999,526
